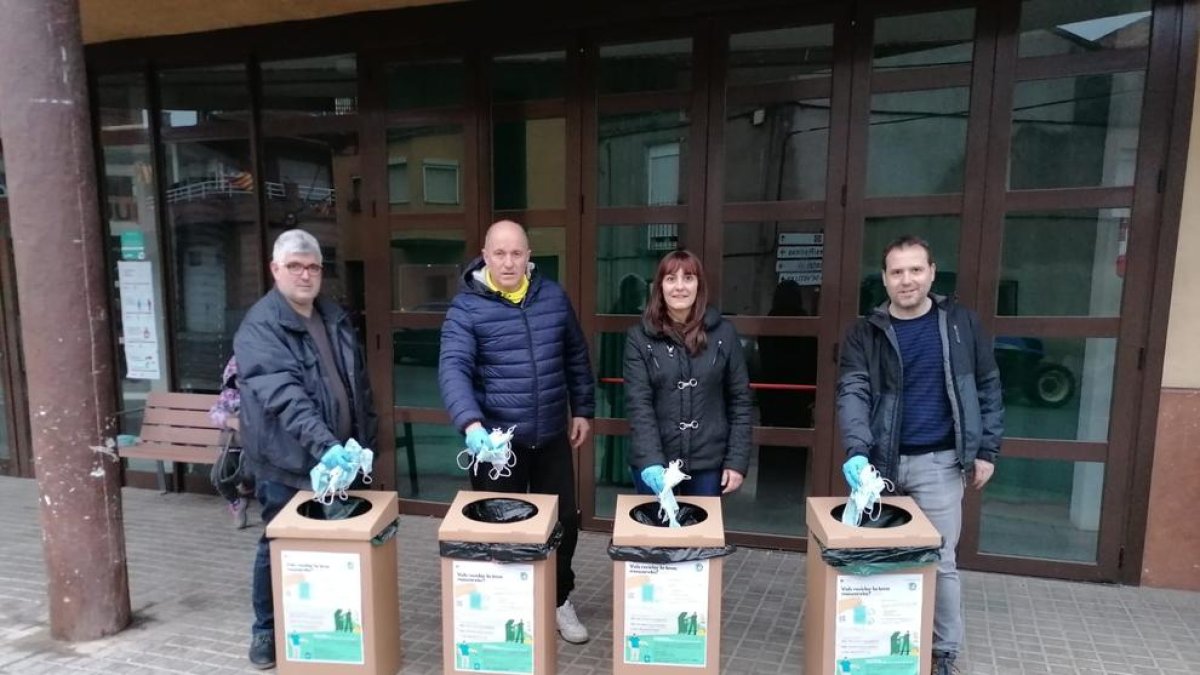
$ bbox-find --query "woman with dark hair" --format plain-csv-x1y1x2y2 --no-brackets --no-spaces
623,250,752,496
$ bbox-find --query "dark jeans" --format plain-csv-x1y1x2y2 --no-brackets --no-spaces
252,480,300,637
469,434,578,607
630,466,723,496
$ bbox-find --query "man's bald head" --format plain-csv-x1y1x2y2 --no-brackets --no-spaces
482,220,531,292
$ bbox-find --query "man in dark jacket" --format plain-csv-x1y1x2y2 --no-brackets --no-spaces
438,219,595,644
837,235,1003,675
234,229,377,669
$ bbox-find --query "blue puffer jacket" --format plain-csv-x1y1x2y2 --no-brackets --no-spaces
438,258,595,448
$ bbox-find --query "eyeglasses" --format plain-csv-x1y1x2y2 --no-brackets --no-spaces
284,262,324,276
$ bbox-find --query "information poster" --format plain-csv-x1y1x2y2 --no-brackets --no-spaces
116,260,161,380
452,560,535,674
834,573,923,675
622,560,709,667
279,550,365,665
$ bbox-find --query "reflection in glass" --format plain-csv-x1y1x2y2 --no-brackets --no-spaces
394,422,468,502
980,458,1103,563
386,58,464,110
723,222,824,316
97,72,148,132
391,230,464,311
874,9,975,70
598,111,689,207
393,330,444,408
597,224,684,314
261,54,357,118
98,73,170,431
727,25,834,86
158,64,250,129
998,337,1114,442
493,51,566,102
163,139,258,392
1010,72,1144,190
529,227,567,289
744,335,818,430
263,133,364,318
386,126,465,213
725,100,829,202
1000,209,1127,317
867,88,969,196
599,39,692,95
1018,0,1152,58
493,118,565,210
860,216,960,314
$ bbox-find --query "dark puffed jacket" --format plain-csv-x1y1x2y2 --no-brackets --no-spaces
234,289,377,490
837,293,1005,483
438,258,595,448
623,307,753,475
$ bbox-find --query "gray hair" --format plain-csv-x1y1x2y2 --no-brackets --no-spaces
272,229,322,264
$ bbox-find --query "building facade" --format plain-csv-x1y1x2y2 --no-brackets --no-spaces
1,0,1197,589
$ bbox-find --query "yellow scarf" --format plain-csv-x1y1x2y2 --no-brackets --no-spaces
484,269,530,304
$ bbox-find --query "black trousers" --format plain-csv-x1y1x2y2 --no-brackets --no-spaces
468,433,578,607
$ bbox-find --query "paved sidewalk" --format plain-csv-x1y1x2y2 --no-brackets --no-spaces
0,476,1197,674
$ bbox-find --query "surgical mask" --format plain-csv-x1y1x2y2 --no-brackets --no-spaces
457,426,517,481
657,460,691,528
310,438,376,505
841,462,893,527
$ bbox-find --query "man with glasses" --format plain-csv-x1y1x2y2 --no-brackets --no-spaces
234,229,377,669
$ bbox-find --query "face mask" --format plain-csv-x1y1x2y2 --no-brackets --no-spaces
657,459,692,528
841,462,893,527
310,438,375,505
457,426,517,481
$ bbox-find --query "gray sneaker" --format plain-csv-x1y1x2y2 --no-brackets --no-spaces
555,599,589,643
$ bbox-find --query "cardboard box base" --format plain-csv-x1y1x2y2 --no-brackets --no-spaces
612,558,723,675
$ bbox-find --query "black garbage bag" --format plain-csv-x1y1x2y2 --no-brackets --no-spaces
830,502,913,529
628,501,709,527
818,542,942,576
461,497,539,524
608,540,737,564
296,496,374,521
440,522,564,562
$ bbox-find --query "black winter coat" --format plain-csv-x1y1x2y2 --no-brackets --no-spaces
234,289,378,489
836,294,1004,483
623,307,753,475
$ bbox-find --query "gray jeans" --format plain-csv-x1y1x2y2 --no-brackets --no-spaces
896,449,965,656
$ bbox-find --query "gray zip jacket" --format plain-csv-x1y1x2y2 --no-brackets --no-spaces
836,294,1004,481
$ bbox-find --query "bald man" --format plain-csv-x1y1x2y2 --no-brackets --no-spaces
438,220,596,643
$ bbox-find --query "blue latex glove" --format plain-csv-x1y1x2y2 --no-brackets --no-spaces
641,465,667,495
319,444,354,473
465,426,494,456
842,455,869,490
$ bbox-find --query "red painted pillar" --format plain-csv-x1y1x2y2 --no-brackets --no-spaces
0,0,131,640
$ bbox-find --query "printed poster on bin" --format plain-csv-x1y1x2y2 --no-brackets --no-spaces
279,550,365,664
452,560,536,674
623,560,709,667
834,573,923,675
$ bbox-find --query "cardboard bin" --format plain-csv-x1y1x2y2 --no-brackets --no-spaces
805,496,942,675
610,494,730,674
266,490,401,675
438,491,559,675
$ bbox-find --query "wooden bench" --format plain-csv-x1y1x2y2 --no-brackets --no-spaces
118,392,237,492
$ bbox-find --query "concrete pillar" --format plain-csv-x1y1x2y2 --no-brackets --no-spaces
0,0,131,640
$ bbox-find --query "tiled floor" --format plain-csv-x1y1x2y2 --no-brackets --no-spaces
0,476,1196,674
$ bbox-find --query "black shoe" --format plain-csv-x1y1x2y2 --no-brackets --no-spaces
932,652,960,675
249,633,276,669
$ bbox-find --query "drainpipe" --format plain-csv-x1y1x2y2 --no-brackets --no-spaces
0,0,131,640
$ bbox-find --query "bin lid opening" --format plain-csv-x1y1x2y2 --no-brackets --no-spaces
629,501,708,528
296,497,374,521
830,502,913,528
462,497,539,523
